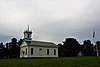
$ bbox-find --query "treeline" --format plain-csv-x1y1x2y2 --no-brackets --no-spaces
58,38,100,57
0,38,22,59
0,37,100,58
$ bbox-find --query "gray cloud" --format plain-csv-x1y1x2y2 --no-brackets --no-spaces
0,0,100,44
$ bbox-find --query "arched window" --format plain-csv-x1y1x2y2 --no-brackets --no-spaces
26,48,27,55
47,49,49,55
31,48,33,55
54,49,56,55
27,34,30,38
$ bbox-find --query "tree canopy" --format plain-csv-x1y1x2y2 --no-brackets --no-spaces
58,38,80,57
82,40,94,56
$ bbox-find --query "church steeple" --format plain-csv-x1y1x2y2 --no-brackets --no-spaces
27,25,29,31
24,25,32,40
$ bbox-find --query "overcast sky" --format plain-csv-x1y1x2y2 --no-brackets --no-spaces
0,0,100,44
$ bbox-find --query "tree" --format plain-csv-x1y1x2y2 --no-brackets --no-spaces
0,38,22,59
0,42,6,58
5,43,9,58
62,38,80,57
9,38,19,58
4,38,22,58
18,39,23,46
96,41,100,56
58,43,63,57
82,40,94,56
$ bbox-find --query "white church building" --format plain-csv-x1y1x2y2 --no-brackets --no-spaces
20,26,58,58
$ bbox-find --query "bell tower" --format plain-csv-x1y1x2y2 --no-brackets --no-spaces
24,25,32,40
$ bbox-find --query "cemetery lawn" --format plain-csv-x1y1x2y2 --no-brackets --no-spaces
0,57,100,67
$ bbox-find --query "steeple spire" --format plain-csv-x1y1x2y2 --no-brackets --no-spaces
28,25,29,31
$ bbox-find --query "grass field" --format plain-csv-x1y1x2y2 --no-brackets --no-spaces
0,57,100,67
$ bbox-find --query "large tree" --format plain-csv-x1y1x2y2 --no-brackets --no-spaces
58,43,63,57
62,38,80,57
0,42,7,58
82,40,94,56
4,38,22,58
9,38,20,58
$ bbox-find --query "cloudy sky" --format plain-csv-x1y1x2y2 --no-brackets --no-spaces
0,0,100,44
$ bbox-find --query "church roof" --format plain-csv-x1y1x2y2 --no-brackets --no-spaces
24,40,58,48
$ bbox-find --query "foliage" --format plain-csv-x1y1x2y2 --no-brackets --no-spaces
0,42,7,58
58,38,80,57
0,38,22,58
82,40,94,56
9,38,19,58
58,43,63,57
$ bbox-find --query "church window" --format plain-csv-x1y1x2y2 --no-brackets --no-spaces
27,34,30,38
22,51,25,55
31,48,33,55
26,48,27,55
47,49,49,55
54,49,56,55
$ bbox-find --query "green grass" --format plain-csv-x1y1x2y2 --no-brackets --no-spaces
0,57,100,67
